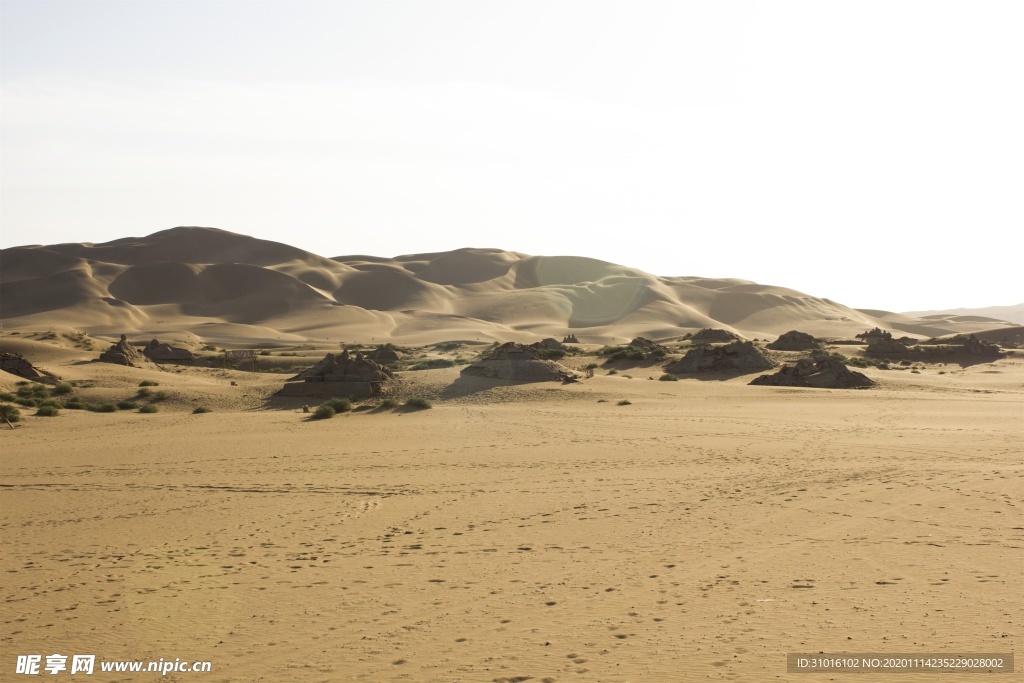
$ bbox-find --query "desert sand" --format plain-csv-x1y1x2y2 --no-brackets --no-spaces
1,228,1021,682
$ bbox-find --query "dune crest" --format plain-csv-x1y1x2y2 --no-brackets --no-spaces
1,226,1017,343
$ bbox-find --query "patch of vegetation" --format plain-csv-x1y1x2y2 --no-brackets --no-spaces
409,358,456,370
139,380,160,387
151,391,169,402
617,399,632,406
845,356,875,368
192,406,212,414
312,404,335,420
378,398,398,409
432,342,464,352
0,392,15,402
404,397,432,410
52,382,74,395
117,401,139,410
137,387,153,397
138,404,159,414
62,399,86,410
15,397,40,408
323,397,352,413
535,348,566,360
607,369,618,375
88,402,117,413
658,373,679,381
0,404,23,423
35,405,60,417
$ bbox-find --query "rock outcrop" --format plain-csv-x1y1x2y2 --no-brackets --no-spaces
368,344,404,362
689,328,744,344
963,334,1002,356
143,338,196,363
665,341,774,373
281,350,396,397
562,334,580,344
0,352,55,381
531,338,570,352
767,330,822,351
98,335,150,367
460,342,578,382
750,357,875,389
667,342,770,374
627,337,668,355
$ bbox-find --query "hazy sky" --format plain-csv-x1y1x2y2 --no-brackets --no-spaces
1,1,1021,311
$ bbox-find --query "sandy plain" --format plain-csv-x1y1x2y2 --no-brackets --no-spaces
1,336,1021,683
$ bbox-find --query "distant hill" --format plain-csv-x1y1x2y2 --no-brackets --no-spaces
901,304,1024,326
1,226,1017,344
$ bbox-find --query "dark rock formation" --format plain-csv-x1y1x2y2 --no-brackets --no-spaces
98,335,150,367
690,328,744,344
767,330,822,351
368,344,404,362
0,352,55,381
531,338,570,352
963,334,1002,356
750,357,875,389
143,338,196,363
666,341,774,373
461,342,578,382
281,350,396,397
562,334,580,344
627,337,668,354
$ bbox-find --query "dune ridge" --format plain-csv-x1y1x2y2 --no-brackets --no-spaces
2,227,1017,344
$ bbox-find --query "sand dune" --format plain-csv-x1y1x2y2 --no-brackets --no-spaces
2,226,1018,344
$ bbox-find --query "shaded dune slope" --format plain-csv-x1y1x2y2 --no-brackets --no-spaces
1,226,1015,343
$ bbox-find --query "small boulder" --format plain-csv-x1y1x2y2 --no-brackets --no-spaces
666,340,774,373
750,357,875,389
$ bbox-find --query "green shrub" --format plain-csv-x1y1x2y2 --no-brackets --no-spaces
0,404,22,423
35,405,60,417
38,398,63,408
324,398,352,413
62,399,86,410
617,399,632,406
313,404,336,420
378,398,398,409
52,383,74,395
31,383,49,396
607,369,618,375
137,387,153,397
0,392,14,402
404,397,432,410
117,401,139,410
15,397,40,408
139,380,159,387
535,348,566,360
192,406,212,414
658,373,679,381
88,402,117,413
138,404,159,414
152,391,169,402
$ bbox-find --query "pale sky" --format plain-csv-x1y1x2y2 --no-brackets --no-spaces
1,0,1021,311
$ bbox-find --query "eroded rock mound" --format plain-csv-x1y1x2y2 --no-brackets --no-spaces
282,350,396,397
532,338,570,352
143,338,196,363
767,330,822,351
562,334,580,344
690,328,744,344
461,342,578,382
628,337,668,354
750,357,875,389
963,334,1002,356
0,352,55,381
98,335,150,367
666,341,774,374
368,344,404,362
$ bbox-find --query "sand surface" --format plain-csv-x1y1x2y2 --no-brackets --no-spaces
2,343,1021,682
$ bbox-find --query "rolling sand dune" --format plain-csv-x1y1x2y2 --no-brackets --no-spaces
5,226,1017,345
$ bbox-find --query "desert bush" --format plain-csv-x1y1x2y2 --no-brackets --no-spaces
38,398,63,408
35,405,60,417
117,401,139,410
658,373,679,381
139,380,159,387
0,404,22,423
378,398,398,409
607,369,618,375
15,397,40,408
404,397,432,410
138,404,159,414
0,392,14,402
151,391,169,402
535,348,566,360
52,383,74,395
192,406,212,414
313,404,335,420
88,402,117,413
62,399,86,410
617,399,632,406
137,387,153,397
324,397,352,413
